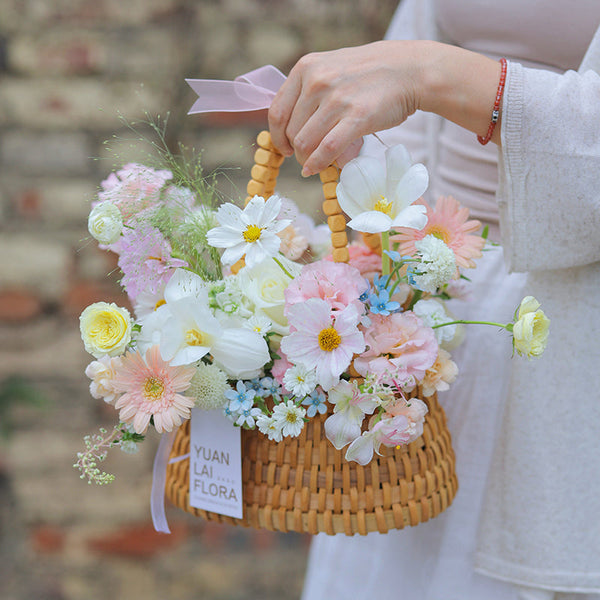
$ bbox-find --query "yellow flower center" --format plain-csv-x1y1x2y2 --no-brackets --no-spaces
318,326,342,352
154,299,166,311
286,411,299,423
373,195,393,215
185,328,207,346
243,224,263,243
144,376,165,401
427,225,451,244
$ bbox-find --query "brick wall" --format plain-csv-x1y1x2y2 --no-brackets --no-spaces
0,0,398,374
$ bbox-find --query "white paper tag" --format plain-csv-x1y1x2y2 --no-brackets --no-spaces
189,408,243,519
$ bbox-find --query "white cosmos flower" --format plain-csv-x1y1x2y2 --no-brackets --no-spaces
272,400,306,438
337,144,429,234
140,269,270,377
282,364,318,397
206,194,291,268
243,314,273,336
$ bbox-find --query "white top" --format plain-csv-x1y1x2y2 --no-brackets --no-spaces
302,0,600,596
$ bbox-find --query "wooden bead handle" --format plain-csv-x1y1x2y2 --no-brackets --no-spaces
246,131,350,264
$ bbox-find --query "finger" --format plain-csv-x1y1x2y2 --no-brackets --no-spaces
284,86,321,161
302,119,363,176
335,138,364,168
268,74,302,156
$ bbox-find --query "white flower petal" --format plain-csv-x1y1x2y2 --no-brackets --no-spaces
164,269,208,303
347,211,393,233
258,195,283,226
391,204,428,230
337,156,386,218
211,328,270,377
384,144,413,197
215,203,245,228
206,226,243,248
324,411,363,450
391,163,429,209
243,195,267,223
221,244,247,266
345,432,377,465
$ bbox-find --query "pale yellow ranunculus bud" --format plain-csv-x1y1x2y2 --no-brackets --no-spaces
80,302,132,358
512,296,550,358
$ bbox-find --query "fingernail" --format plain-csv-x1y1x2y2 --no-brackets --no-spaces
301,167,312,177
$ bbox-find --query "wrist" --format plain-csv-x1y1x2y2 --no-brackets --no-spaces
415,42,504,144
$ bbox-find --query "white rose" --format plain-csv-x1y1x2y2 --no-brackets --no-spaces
238,257,301,335
88,201,123,244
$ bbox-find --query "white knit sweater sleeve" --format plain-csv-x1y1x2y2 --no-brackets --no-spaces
498,61,600,272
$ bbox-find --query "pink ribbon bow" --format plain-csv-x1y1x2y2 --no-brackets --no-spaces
186,65,286,114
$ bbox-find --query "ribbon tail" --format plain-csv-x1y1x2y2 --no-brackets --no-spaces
186,65,286,114
151,429,178,534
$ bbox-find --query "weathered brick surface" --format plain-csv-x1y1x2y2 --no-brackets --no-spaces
1,2,399,597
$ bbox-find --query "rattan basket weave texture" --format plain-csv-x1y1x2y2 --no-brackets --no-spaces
164,131,458,535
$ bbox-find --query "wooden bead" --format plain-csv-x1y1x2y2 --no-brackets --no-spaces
254,148,285,168
322,199,341,216
251,164,272,183
330,230,348,248
319,165,339,183
256,130,274,150
322,181,338,200
327,214,347,232
361,232,382,254
247,179,265,197
331,246,349,263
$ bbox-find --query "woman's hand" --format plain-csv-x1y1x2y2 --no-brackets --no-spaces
268,40,502,175
268,40,425,176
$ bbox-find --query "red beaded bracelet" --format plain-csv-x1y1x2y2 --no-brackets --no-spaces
477,57,507,145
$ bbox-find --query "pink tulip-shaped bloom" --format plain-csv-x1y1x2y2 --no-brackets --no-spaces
284,259,366,315
112,345,196,434
281,298,365,391
354,312,438,387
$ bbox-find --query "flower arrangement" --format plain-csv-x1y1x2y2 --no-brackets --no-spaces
75,131,549,485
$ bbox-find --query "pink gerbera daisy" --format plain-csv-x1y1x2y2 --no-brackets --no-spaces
392,196,485,268
112,345,196,434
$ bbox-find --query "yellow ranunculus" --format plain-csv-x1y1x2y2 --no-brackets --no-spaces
80,302,132,358
512,296,550,358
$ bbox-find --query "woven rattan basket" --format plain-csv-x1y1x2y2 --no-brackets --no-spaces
164,131,458,535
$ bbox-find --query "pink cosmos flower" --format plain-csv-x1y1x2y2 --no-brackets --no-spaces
98,163,172,222
117,223,187,302
280,298,365,391
393,196,485,269
112,345,196,434
353,312,438,387
284,259,366,316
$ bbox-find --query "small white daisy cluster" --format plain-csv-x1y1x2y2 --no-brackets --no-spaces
223,376,328,441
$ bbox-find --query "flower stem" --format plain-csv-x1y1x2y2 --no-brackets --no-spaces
381,231,390,276
431,319,510,330
273,256,294,278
